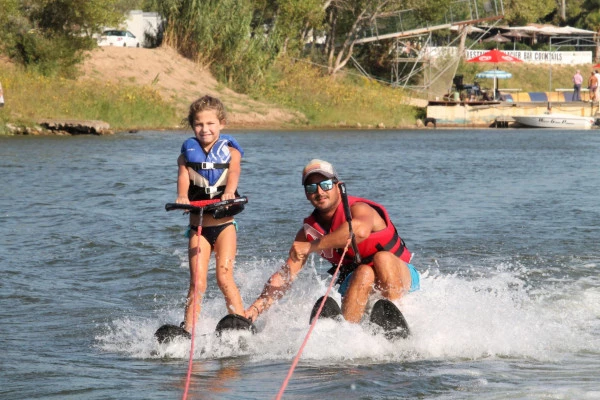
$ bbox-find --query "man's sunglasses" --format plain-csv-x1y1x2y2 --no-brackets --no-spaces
304,179,337,194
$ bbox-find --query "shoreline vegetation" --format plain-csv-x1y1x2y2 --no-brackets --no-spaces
0,46,423,135
0,46,592,135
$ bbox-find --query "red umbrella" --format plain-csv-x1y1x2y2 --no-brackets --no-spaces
466,49,523,99
593,63,600,69
467,48,523,63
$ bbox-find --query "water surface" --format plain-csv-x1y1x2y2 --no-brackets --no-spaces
1,129,599,399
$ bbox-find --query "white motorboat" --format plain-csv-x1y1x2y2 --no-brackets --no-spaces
513,113,596,129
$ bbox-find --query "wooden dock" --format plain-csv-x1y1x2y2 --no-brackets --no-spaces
494,116,515,128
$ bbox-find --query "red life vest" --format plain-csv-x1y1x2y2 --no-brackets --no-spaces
302,196,412,270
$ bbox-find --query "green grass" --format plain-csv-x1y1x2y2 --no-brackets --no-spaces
2,53,584,135
457,61,590,92
1,56,420,134
252,58,421,128
0,61,178,134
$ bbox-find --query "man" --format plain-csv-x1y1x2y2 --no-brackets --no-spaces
244,159,420,329
594,70,600,101
588,71,597,102
572,70,583,102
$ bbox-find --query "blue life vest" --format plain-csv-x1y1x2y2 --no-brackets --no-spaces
181,134,244,200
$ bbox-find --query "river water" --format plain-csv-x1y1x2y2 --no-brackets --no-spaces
1,129,599,399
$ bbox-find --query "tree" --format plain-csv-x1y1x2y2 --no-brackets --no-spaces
257,0,325,55
324,1,394,75
502,0,556,25
322,0,453,75
0,0,125,76
158,0,280,91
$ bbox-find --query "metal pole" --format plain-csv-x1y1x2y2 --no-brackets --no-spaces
549,38,552,92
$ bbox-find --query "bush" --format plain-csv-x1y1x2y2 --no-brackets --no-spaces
0,59,178,132
253,58,419,127
7,31,95,78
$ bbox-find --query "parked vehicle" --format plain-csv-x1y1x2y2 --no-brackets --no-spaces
98,30,140,48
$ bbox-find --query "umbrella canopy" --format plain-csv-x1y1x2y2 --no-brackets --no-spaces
450,25,485,33
476,70,513,79
502,30,532,50
467,49,523,63
483,33,511,43
505,24,595,36
502,30,531,39
467,50,521,100
563,25,595,35
474,68,514,97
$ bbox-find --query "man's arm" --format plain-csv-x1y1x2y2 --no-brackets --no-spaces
293,202,376,259
245,229,308,321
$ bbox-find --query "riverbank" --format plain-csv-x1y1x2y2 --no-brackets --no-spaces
0,46,425,134
78,46,304,129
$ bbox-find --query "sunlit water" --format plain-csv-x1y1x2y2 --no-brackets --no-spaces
1,129,599,399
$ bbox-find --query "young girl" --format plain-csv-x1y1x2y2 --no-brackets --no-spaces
175,95,245,333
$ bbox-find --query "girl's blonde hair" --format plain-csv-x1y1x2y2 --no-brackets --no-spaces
187,95,227,127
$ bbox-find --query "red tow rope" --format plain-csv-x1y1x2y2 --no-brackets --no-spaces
275,238,352,400
182,207,205,400
277,182,359,399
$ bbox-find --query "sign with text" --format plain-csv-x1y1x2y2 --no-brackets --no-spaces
465,49,591,64
424,47,592,65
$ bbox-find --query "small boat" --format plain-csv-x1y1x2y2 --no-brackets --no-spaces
513,113,596,129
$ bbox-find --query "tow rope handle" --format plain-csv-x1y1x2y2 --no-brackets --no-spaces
338,182,361,264
165,196,248,212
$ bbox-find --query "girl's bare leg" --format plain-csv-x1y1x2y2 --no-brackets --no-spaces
183,230,211,332
213,224,244,315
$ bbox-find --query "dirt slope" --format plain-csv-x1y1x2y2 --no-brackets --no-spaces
79,46,303,128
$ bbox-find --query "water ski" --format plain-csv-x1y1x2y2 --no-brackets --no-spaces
215,314,256,335
369,299,410,340
154,324,191,344
309,296,342,324
155,314,256,344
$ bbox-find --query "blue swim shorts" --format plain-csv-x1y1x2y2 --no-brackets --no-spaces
338,263,420,297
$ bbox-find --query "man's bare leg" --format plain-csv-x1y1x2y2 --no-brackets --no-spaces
372,252,411,300
341,264,375,323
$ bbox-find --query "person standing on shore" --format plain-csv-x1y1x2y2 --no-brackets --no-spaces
594,70,600,101
572,70,583,101
588,71,597,102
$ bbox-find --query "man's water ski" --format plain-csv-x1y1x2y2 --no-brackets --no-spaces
369,299,410,340
310,296,410,340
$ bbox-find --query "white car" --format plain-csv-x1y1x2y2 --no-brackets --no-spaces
98,30,140,47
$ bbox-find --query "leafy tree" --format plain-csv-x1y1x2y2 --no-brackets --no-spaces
323,0,394,75
269,0,325,54
563,0,586,22
0,0,125,77
0,0,26,52
158,0,279,91
321,0,453,75
503,0,556,25
405,0,453,23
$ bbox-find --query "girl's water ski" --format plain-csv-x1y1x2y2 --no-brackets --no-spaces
155,314,256,343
